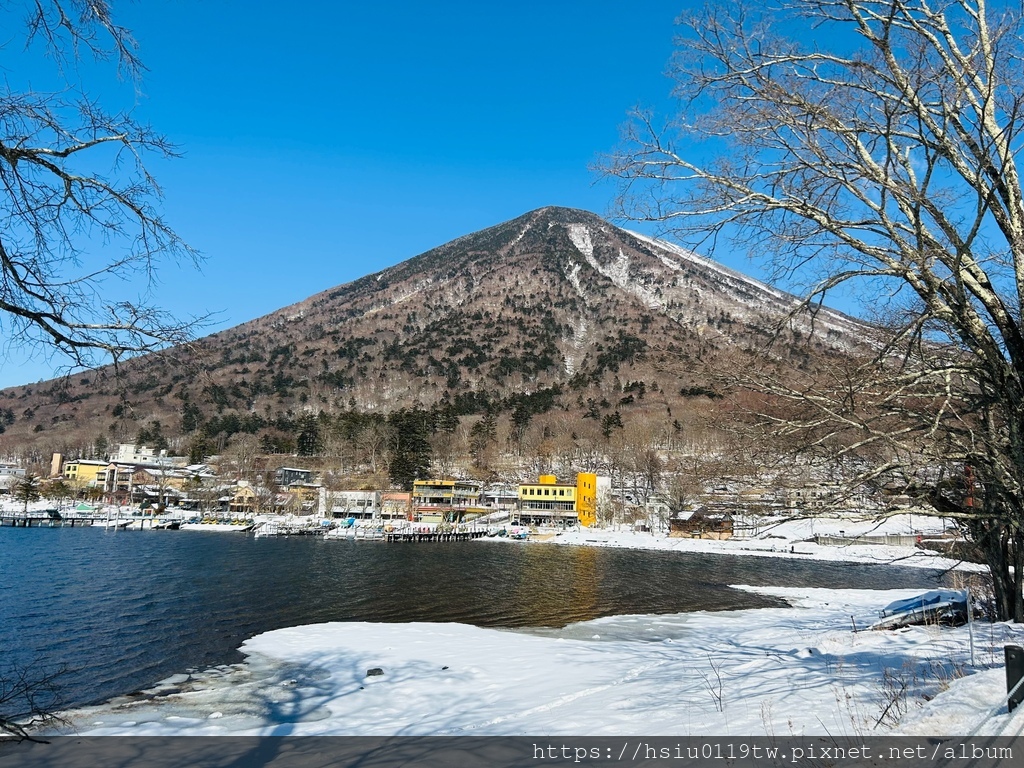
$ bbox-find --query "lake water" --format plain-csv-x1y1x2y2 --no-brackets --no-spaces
0,526,946,710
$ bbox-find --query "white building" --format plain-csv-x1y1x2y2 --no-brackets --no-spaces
320,489,379,519
112,443,188,467
0,464,27,493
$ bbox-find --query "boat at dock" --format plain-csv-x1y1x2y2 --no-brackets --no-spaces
324,525,385,541
124,517,182,531
381,529,488,542
251,514,331,537
180,521,253,532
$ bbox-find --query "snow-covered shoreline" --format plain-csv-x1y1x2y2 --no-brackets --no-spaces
483,513,986,574
48,586,1022,737
43,517,1017,739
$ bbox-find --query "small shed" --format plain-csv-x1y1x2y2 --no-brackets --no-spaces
668,507,734,540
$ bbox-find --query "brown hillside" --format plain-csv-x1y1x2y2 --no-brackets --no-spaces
0,206,864,460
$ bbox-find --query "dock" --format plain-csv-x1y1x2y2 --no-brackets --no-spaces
383,530,488,542
0,510,97,527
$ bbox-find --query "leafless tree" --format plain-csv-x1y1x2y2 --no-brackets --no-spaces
322,424,356,475
518,418,557,477
250,479,279,518
0,1,204,373
615,417,665,505
604,0,1024,620
221,434,259,481
0,663,67,741
183,474,218,515
430,420,467,477
356,420,393,476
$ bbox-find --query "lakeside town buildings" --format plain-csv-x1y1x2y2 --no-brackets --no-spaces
38,444,612,527
7,444,874,535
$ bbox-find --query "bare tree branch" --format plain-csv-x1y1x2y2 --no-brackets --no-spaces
0,1,206,374
603,0,1024,620
0,662,67,742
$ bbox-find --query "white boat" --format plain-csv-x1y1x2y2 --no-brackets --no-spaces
252,515,328,537
870,590,968,630
180,521,253,532
324,524,385,541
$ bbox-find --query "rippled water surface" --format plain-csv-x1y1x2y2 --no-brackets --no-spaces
0,527,945,708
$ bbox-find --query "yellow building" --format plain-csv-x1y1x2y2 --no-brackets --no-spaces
518,473,597,528
575,472,598,527
62,459,109,489
283,482,323,514
229,486,257,515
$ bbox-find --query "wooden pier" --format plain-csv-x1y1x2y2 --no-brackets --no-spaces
0,510,96,527
383,530,488,543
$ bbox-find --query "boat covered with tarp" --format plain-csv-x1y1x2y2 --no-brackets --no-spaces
870,589,968,630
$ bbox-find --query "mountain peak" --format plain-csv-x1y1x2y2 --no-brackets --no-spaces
529,204,603,219
511,205,608,229
0,207,864,451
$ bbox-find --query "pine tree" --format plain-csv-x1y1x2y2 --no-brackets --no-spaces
14,475,42,515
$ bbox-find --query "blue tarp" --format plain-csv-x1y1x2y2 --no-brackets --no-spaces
879,590,966,617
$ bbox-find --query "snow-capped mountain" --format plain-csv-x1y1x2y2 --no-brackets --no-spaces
0,206,867,448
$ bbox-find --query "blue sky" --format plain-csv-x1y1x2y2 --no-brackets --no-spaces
1,0,717,388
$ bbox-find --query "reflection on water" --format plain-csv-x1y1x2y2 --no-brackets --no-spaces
0,527,945,709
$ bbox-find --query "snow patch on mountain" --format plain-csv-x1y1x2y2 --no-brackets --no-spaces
568,225,661,310
607,249,630,288
508,222,531,251
611,249,662,310
360,277,436,318
562,260,591,375
565,261,586,301
393,278,435,305
628,230,865,341
628,230,789,303
567,224,594,258
562,317,590,375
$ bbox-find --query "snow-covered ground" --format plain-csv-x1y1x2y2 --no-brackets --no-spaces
516,513,985,572
43,515,1019,739
47,586,1021,738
